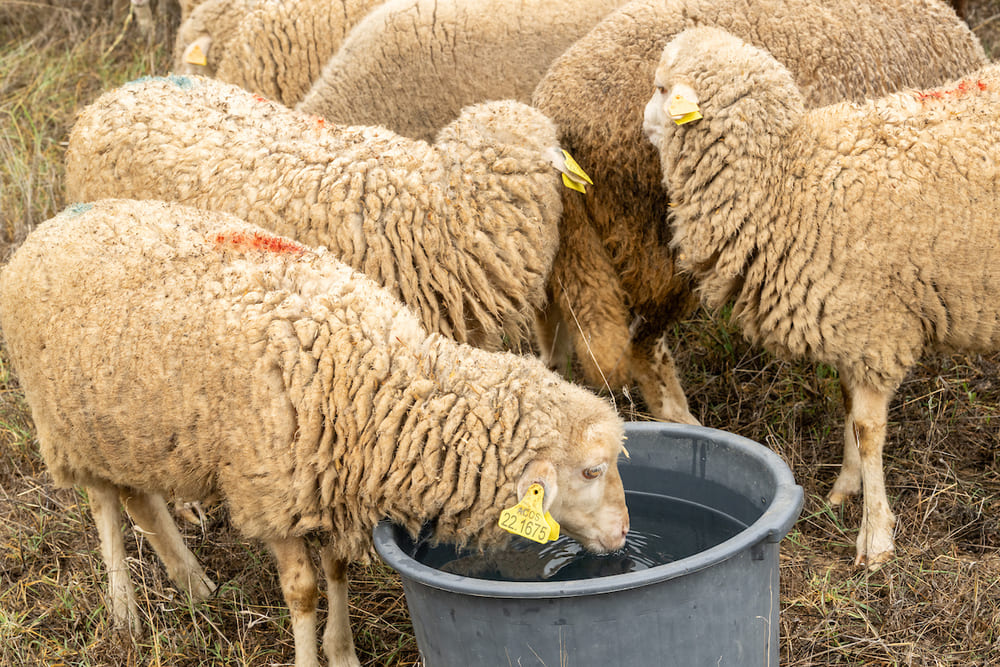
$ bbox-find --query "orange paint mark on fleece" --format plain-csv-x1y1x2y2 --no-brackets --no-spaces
916,79,988,102
213,230,306,255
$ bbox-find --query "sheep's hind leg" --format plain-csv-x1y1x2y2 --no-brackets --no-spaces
845,383,896,568
88,480,142,638
632,330,699,425
320,544,361,667
270,537,321,667
120,489,216,601
827,378,862,505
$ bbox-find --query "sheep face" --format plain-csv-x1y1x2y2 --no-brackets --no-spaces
524,415,629,554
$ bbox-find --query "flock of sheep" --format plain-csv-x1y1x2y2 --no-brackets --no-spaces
0,0,997,664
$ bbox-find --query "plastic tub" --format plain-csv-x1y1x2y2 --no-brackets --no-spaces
373,422,803,666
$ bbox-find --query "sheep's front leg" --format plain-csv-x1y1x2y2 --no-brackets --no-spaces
270,537,321,667
845,383,896,568
632,330,699,425
88,480,142,638
320,545,361,667
120,490,216,601
828,378,862,505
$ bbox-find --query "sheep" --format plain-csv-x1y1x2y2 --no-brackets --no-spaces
296,0,629,142
531,0,988,426
0,197,630,667
173,0,256,76
64,74,584,353
212,0,384,106
642,25,1000,568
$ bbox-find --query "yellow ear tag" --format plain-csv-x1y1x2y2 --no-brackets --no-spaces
560,149,594,193
498,483,560,543
185,44,208,66
668,95,702,125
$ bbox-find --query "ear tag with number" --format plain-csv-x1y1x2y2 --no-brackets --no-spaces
498,483,560,543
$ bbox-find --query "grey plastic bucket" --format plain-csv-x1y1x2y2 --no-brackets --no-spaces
373,422,803,667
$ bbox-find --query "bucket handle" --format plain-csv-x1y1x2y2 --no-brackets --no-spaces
760,482,804,544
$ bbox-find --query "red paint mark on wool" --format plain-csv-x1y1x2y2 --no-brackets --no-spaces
212,230,306,255
916,79,988,102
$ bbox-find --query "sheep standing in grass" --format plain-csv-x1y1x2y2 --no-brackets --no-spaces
0,198,630,667
65,75,581,353
642,26,1000,567
531,0,987,425
297,0,628,141
213,0,383,106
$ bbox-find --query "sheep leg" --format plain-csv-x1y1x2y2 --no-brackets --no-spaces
846,383,896,568
269,537,321,667
120,489,216,601
320,545,361,667
535,299,573,376
88,480,142,638
632,330,699,425
827,378,862,505
548,221,632,391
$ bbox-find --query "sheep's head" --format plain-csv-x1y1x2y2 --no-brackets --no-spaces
640,27,805,299
643,26,804,166
519,389,629,554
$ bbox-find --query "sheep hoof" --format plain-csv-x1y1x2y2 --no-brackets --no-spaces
854,548,894,570
113,615,145,643
173,499,208,526
188,573,217,602
826,489,851,507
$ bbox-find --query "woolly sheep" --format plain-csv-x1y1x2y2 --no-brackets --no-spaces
0,198,630,667
173,0,256,76
65,75,584,352
642,26,1000,568
296,0,629,142
531,0,987,426
213,0,383,106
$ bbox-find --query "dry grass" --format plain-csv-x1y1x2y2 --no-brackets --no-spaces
1,1,999,665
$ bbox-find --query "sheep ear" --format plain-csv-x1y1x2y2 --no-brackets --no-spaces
666,83,702,124
517,459,558,513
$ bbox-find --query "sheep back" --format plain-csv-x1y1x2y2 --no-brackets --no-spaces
297,0,629,141
64,75,564,352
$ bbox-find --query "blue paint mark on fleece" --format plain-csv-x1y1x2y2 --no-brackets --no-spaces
61,202,94,218
125,74,197,90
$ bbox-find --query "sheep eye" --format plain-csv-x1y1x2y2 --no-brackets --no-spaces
657,85,666,94
582,465,605,480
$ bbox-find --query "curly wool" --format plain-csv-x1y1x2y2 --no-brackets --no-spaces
531,0,987,409
214,0,382,106
64,75,563,352
654,29,1000,395
0,199,623,560
297,0,628,141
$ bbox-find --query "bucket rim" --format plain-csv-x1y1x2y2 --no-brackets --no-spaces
373,423,803,599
